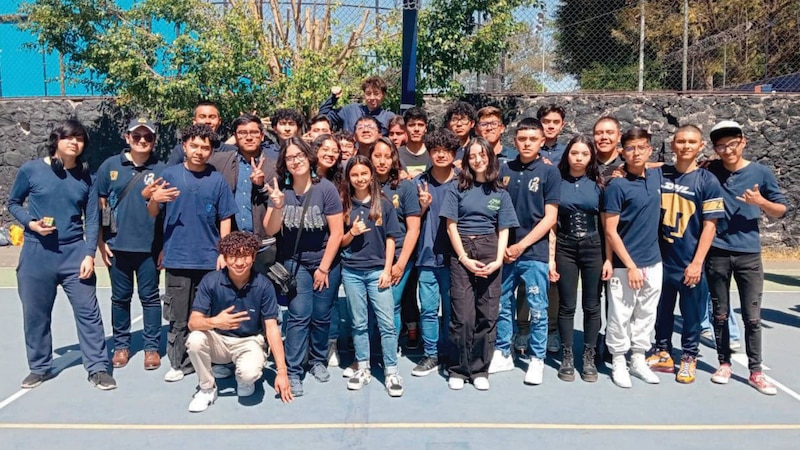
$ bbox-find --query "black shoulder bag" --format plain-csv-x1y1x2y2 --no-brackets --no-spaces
266,185,314,303
102,170,148,234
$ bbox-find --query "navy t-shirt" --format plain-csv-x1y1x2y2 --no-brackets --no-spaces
8,159,99,256
558,174,601,233
603,168,662,268
168,141,237,166
659,166,725,272
381,179,421,258
414,170,457,268
342,196,402,270
440,182,519,235
707,160,788,253
96,151,166,253
192,269,279,338
500,157,561,262
276,178,343,268
160,164,238,270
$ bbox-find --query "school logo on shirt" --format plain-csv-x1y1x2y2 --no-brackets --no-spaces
502,176,510,186
110,170,118,181
144,172,155,186
528,177,540,193
392,194,400,209
487,198,501,211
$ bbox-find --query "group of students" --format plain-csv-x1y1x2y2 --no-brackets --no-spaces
8,75,788,413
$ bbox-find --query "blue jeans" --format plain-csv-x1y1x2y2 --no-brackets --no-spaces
326,264,347,341
417,266,452,358
342,267,397,369
499,259,550,359
109,251,161,352
392,263,414,335
283,260,340,380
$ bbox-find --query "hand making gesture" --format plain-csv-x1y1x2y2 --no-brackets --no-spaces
262,177,285,209
418,181,432,211
149,178,180,203
249,157,266,187
349,215,371,237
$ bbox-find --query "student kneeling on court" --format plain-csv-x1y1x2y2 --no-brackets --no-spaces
186,232,292,412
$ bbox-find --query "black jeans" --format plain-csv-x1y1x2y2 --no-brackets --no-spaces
705,248,763,372
555,233,603,349
164,268,211,373
449,234,500,381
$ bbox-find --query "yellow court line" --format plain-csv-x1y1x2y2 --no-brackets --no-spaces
0,423,799,431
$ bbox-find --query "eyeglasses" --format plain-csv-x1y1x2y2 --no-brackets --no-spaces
478,121,501,130
285,154,307,164
449,117,472,126
236,130,263,138
131,133,155,143
713,139,742,153
622,145,651,154
356,124,377,131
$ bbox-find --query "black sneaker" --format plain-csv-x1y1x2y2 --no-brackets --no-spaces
411,356,439,377
21,371,54,389
88,371,117,390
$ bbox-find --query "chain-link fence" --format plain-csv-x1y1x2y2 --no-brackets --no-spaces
1,0,799,97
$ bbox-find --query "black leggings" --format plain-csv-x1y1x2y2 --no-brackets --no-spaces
555,233,603,349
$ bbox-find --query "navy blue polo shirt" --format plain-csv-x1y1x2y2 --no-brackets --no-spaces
342,196,402,270
96,151,166,252
707,160,787,253
558,174,601,230
659,166,725,272
192,269,279,338
276,178,343,268
500,157,561,262
541,141,565,165
381,178,421,258
497,145,519,165
168,141,237,166
603,168,662,268
160,164,238,270
414,170,457,268
440,182,519,235
8,159,99,256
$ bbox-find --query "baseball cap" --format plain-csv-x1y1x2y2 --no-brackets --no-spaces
709,120,743,143
127,117,156,133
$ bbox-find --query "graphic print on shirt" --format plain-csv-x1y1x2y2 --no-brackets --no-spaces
528,177,540,193
282,204,326,230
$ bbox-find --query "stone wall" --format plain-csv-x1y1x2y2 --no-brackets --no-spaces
1,94,798,246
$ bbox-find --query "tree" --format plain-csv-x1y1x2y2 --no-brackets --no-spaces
19,0,372,123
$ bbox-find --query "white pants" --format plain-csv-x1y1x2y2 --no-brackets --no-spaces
186,330,266,390
605,263,663,355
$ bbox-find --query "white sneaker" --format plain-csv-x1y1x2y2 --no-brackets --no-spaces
612,355,632,388
488,350,514,374
347,368,372,390
327,340,340,367
164,368,185,382
384,373,404,398
448,377,465,390
473,376,490,391
212,365,233,379
188,388,217,412
237,381,255,397
524,357,545,385
630,354,660,384
547,332,561,353
342,361,358,378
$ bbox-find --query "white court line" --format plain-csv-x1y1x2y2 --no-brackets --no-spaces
730,353,800,402
0,315,143,412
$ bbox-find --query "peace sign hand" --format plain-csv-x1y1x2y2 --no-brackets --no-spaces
418,181,432,210
249,157,266,187
263,177,285,209
349,215,371,236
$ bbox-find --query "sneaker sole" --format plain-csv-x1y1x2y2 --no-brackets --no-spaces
649,365,675,374
711,376,730,384
411,367,438,377
91,382,118,391
749,381,777,395
386,388,404,397
676,376,696,384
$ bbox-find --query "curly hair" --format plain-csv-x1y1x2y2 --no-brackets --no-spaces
181,123,219,143
444,101,477,125
270,108,306,130
218,231,261,257
423,128,460,154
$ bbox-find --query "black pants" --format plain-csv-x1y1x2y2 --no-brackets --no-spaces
449,234,500,381
706,248,763,372
556,233,603,349
164,268,212,373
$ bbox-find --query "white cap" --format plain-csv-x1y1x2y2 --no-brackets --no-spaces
709,120,743,143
